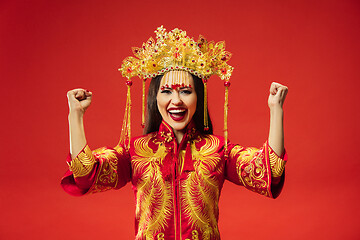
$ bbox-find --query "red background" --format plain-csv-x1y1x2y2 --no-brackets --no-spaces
1,0,359,239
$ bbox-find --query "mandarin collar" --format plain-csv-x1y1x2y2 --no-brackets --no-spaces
157,120,197,144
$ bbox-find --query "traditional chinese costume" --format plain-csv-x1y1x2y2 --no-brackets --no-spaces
61,121,287,240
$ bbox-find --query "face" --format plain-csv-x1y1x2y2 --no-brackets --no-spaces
157,71,197,133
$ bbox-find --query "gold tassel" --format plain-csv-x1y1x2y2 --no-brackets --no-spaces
203,80,209,131
224,81,230,157
141,79,146,128
119,81,132,149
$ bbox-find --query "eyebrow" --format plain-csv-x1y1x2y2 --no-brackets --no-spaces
160,85,193,90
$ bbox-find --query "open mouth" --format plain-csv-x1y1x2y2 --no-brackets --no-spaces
168,108,187,121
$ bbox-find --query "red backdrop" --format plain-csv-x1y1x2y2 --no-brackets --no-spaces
1,0,359,239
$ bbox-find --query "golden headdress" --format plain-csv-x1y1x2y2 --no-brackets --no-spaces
118,26,234,153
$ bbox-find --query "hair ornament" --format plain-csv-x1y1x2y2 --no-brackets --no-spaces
119,25,233,81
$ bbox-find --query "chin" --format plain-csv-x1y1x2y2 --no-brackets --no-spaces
167,120,190,132
170,123,187,131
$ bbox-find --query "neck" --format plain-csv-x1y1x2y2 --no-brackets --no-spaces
173,129,185,144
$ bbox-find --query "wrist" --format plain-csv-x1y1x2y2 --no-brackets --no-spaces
68,110,84,120
270,105,283,114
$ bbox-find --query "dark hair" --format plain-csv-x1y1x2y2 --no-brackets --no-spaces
144,74,213,135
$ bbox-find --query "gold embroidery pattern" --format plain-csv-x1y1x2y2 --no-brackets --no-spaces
186,230,199,240
132,136,173,240
192,230,199,240
269,150,286,177
178,149,186,174
229,145,244,159
114,144,125,155
68,145,96,178
232,146,270,197
156,233,165,240
181,135,222,240
89,147,120,194
160,131,173,142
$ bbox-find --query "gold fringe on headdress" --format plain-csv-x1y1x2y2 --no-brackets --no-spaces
142,79,146,128
224,81,230,156
118,81,132,149
203,79,209,131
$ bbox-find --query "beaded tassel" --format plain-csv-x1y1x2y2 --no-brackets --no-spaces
119,81,132,149
224,81,230,157
141,79,146,128
203,79,209,131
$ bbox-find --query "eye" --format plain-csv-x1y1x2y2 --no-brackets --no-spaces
180,89,192,95
160,89,172,94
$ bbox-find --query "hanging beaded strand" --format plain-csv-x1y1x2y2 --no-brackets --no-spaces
119,80,132,149
161,70,192,90
203,79,209,131
224,80,230,157
141,79,146,128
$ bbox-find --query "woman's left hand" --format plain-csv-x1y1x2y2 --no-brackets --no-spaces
268,82,288,110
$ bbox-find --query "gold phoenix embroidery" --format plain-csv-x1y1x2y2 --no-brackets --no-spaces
181,135,222,239
132,136,173,240
90,147,120,193
68,145,96,178
232,146,269,196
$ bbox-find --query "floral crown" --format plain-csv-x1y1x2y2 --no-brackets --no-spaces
119,26,234,81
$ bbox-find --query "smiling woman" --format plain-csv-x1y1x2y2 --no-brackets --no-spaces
145,72,213,138
156,71,197,143
61,26,288,240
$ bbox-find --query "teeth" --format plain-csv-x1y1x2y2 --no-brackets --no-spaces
169,109,186,114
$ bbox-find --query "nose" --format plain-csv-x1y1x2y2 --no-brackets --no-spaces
171,92,183,105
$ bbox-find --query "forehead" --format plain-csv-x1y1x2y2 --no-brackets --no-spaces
161,71,194,87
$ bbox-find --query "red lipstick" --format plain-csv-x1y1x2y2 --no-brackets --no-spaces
168,108,187,121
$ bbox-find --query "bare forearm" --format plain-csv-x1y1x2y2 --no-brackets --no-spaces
69,112,87,159
267,82,287,156
67,89,92,159
268,106,284,156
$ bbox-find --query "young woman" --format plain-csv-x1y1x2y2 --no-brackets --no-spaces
61,27,288,240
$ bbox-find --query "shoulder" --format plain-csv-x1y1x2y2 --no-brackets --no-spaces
129,132,158,151
131,132,157,142
195,134,244,154
193,134,226,150
196,134,225,143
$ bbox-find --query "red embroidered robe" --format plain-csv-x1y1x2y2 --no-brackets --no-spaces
61,121,287,240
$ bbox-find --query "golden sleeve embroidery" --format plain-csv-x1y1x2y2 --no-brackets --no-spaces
268,146,286,178
88,145,131,194
67,145,96,178
226,141,287,198
62,144,131,196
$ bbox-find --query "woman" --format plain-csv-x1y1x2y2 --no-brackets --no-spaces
61,27,288,240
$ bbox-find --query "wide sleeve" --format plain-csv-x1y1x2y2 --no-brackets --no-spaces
60,144,131,196
225,141,287,199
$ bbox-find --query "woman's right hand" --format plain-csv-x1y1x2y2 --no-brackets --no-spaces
67,89,92,158
67,89,92,114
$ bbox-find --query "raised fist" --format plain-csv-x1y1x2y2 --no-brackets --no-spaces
67,88,93,114
268,82,288,109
